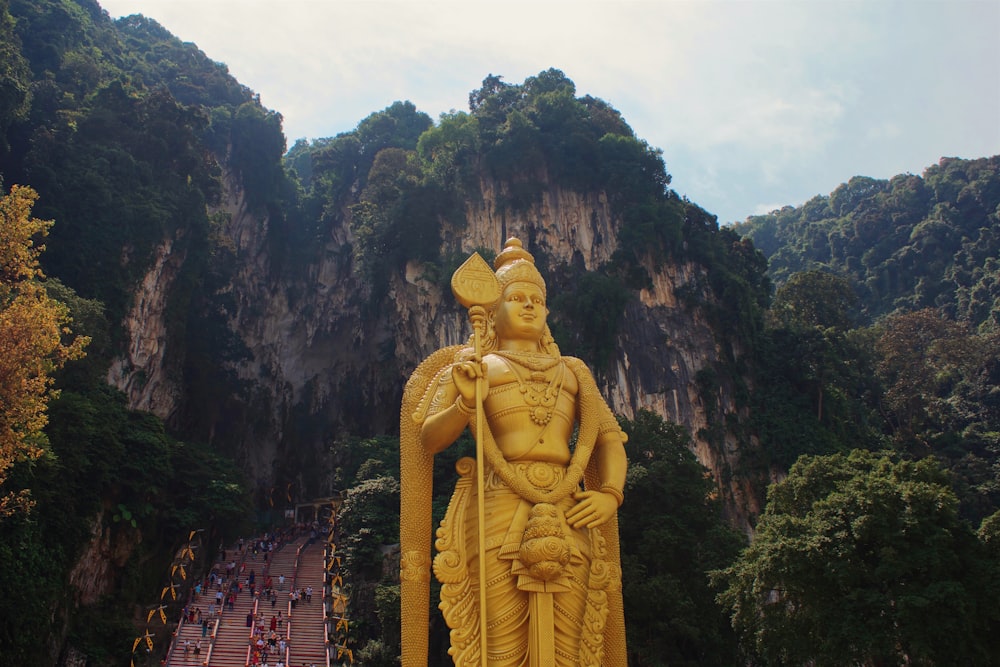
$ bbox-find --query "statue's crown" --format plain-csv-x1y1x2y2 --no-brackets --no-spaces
494,238,546,297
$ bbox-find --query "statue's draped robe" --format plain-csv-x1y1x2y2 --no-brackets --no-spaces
400,346,627,666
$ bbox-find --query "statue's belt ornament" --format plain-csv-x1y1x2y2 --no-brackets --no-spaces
486,461,565,492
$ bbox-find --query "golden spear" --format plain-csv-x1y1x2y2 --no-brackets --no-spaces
451,252,501,665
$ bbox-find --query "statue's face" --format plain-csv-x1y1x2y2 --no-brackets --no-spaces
494,281,547,342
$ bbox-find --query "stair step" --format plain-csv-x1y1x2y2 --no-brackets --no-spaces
163,534,334,667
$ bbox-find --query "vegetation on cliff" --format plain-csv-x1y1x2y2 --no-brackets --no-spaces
735,159,1000,516
0,0,998,664
285,68,769,363
0,183,250,662
715,450,1000,665
0,2,254,661
722,158,1000,664
0,185,88,516
735,156,1000,330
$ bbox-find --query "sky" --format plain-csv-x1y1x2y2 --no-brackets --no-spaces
96,0,1000,224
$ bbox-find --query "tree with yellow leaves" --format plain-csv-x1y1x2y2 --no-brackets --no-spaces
0,185,88,517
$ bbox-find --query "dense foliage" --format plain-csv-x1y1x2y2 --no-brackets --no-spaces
735,157,1000,331
726,162,1000,664
618,410,744,665
737,161,1000,513
0,185,87,516
287,69,770,364
715,450,1000,665
0,189,250,663
0,1,255,661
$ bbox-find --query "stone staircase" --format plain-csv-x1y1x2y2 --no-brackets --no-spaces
208,560,257,666
163,608,213,667
161,534,331,667
262,535,300,663
288,540,329,667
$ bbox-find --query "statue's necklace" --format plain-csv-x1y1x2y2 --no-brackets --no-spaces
494,351,564,426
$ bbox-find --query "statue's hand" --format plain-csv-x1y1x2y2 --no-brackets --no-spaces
566,490,619,529
451,360,487,408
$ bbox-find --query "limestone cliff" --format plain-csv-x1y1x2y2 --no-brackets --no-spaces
109,169,761,532
107,236,186,420
67,509,141,607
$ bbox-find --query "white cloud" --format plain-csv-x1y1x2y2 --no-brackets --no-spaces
865,122,903,142
97,0,1000,223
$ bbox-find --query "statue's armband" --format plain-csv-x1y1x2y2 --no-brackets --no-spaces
598,419,628,444
412,365,457,425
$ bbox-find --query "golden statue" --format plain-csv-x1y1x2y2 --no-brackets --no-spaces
400,238,628,666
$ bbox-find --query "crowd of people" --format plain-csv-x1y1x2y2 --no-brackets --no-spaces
248,608,288,666
169,523,330,666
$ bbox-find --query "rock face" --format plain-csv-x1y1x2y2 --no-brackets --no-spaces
108,171,760,531
67,509,140,607
107,236,186,421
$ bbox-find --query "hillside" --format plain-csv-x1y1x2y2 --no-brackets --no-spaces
733,156,1000,510
0,0,998,664
0,0,760,663
734,156,1000,329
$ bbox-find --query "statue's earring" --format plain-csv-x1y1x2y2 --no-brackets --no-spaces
482,311,497,351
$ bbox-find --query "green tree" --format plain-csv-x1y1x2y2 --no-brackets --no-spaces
875,309,996,448
714,450,1000,665
549,270,631,371
229,100,286,209
618,410,743,665
356,100,432,163
746,269,880,473
873,308,1000,521
768,270,863,423
416,110,480,194
769,270,858,332
736,157,1000,329
0,0,31,154
468,73,522,144
338,475,400,580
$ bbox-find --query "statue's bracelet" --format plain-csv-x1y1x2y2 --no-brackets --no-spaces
454,396,476,415
600,485,625,507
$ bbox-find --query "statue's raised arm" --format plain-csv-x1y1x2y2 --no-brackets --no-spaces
401,238,628,666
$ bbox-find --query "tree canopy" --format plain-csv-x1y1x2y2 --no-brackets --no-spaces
0,184,87,516
735,157,1000,331
618,410,744,665
715,449,1000,665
